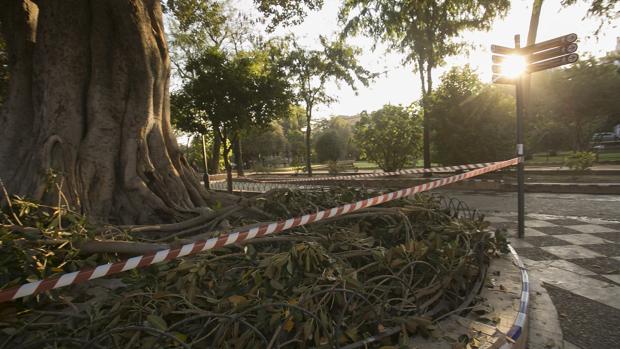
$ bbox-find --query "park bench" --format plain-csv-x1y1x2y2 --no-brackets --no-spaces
335,160,358,172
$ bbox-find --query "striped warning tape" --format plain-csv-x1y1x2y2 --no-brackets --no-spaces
500,244,530,348
0,157,521,303
250,161,506,184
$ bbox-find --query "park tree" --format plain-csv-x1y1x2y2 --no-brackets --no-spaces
428,66,515,165
314,116,358,162
172,46,292,192
529,57,620,151
340,0,510,170
0,0,217,224
284,37,373,176
274,104,307,165
0,0,313,224
167,0,250,176
315,130,346,163
242,122,288,167
354,105,422,172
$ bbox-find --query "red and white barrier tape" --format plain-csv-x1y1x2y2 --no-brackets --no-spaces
0,157,520,303
251,161,507,183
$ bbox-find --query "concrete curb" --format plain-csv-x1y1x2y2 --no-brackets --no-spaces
448,180,620,194
498,245,530,349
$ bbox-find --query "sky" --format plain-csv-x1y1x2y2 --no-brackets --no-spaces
237,0,619,119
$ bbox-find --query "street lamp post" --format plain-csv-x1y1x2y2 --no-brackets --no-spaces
491,33,579,238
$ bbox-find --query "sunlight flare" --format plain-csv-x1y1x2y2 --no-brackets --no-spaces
500,55,527,78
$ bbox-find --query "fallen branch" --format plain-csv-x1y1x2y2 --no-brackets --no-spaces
77,240,170,255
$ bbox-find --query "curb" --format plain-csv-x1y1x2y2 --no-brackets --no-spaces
449,180,620,194
498,245,530,348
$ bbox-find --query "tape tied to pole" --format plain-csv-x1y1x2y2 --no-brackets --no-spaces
0,157,521,303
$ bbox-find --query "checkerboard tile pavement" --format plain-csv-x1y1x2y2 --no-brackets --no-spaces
485,212,620,289
484,212,620,348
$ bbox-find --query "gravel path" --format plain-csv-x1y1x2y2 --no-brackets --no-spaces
544,283,620,349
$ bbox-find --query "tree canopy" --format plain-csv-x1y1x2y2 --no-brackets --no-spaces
528,56,620,152
339,0,511,169
354,104,422,171
284,36,374,175
171,44,292,190
428,66,515,165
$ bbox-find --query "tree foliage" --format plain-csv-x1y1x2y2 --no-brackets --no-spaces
562,0,619,20
171,44,292,189
354,105,422,171
428,66,515,165
314,116,358,162
284,37,374,175
253,0,324,30
315,130,346,162
242,122,289,166
340,0,510,168
528,57,620,152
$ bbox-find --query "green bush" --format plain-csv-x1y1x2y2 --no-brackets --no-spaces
315,130,346,162
252,163,270,173
327,161,348,174
564,151,596,171
354,105,422,172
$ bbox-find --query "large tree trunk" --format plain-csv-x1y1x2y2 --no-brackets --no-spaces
0,0,211,224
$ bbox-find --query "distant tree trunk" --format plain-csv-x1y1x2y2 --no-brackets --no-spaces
232,132,244,177
0,0,211,224
201,134,209,189
305,106,313,177
220,129,233,193
209,123,221,174
417,59,432,173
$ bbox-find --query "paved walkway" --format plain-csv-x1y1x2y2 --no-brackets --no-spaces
485,212,620,349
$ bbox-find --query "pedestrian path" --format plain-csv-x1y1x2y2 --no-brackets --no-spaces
485,212,620,349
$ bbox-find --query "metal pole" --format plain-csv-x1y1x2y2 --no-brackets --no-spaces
515,34,526,239
202,134,210,190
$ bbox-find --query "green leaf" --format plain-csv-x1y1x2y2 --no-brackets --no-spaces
146,314,167,331
270,279,285,290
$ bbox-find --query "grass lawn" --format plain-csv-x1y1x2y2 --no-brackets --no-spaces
254,152,620,173
527,151,620,165
353,161,379,169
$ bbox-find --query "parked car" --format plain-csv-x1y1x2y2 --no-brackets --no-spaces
591,132,618,143
590,132,619,150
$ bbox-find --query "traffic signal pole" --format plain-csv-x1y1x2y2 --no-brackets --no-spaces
515,35,526,239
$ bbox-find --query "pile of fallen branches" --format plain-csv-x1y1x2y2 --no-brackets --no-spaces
0,188,508,348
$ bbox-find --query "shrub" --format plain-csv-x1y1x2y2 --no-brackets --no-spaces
315,130,346,163
353,105,422,172
564,151,596,171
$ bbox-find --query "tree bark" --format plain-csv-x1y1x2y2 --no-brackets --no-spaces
305,106,313,177
417,59,431,173
201,133,209,189
425,62,433,169
0,0,211,224
232,132,244,177
209,123,221,174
